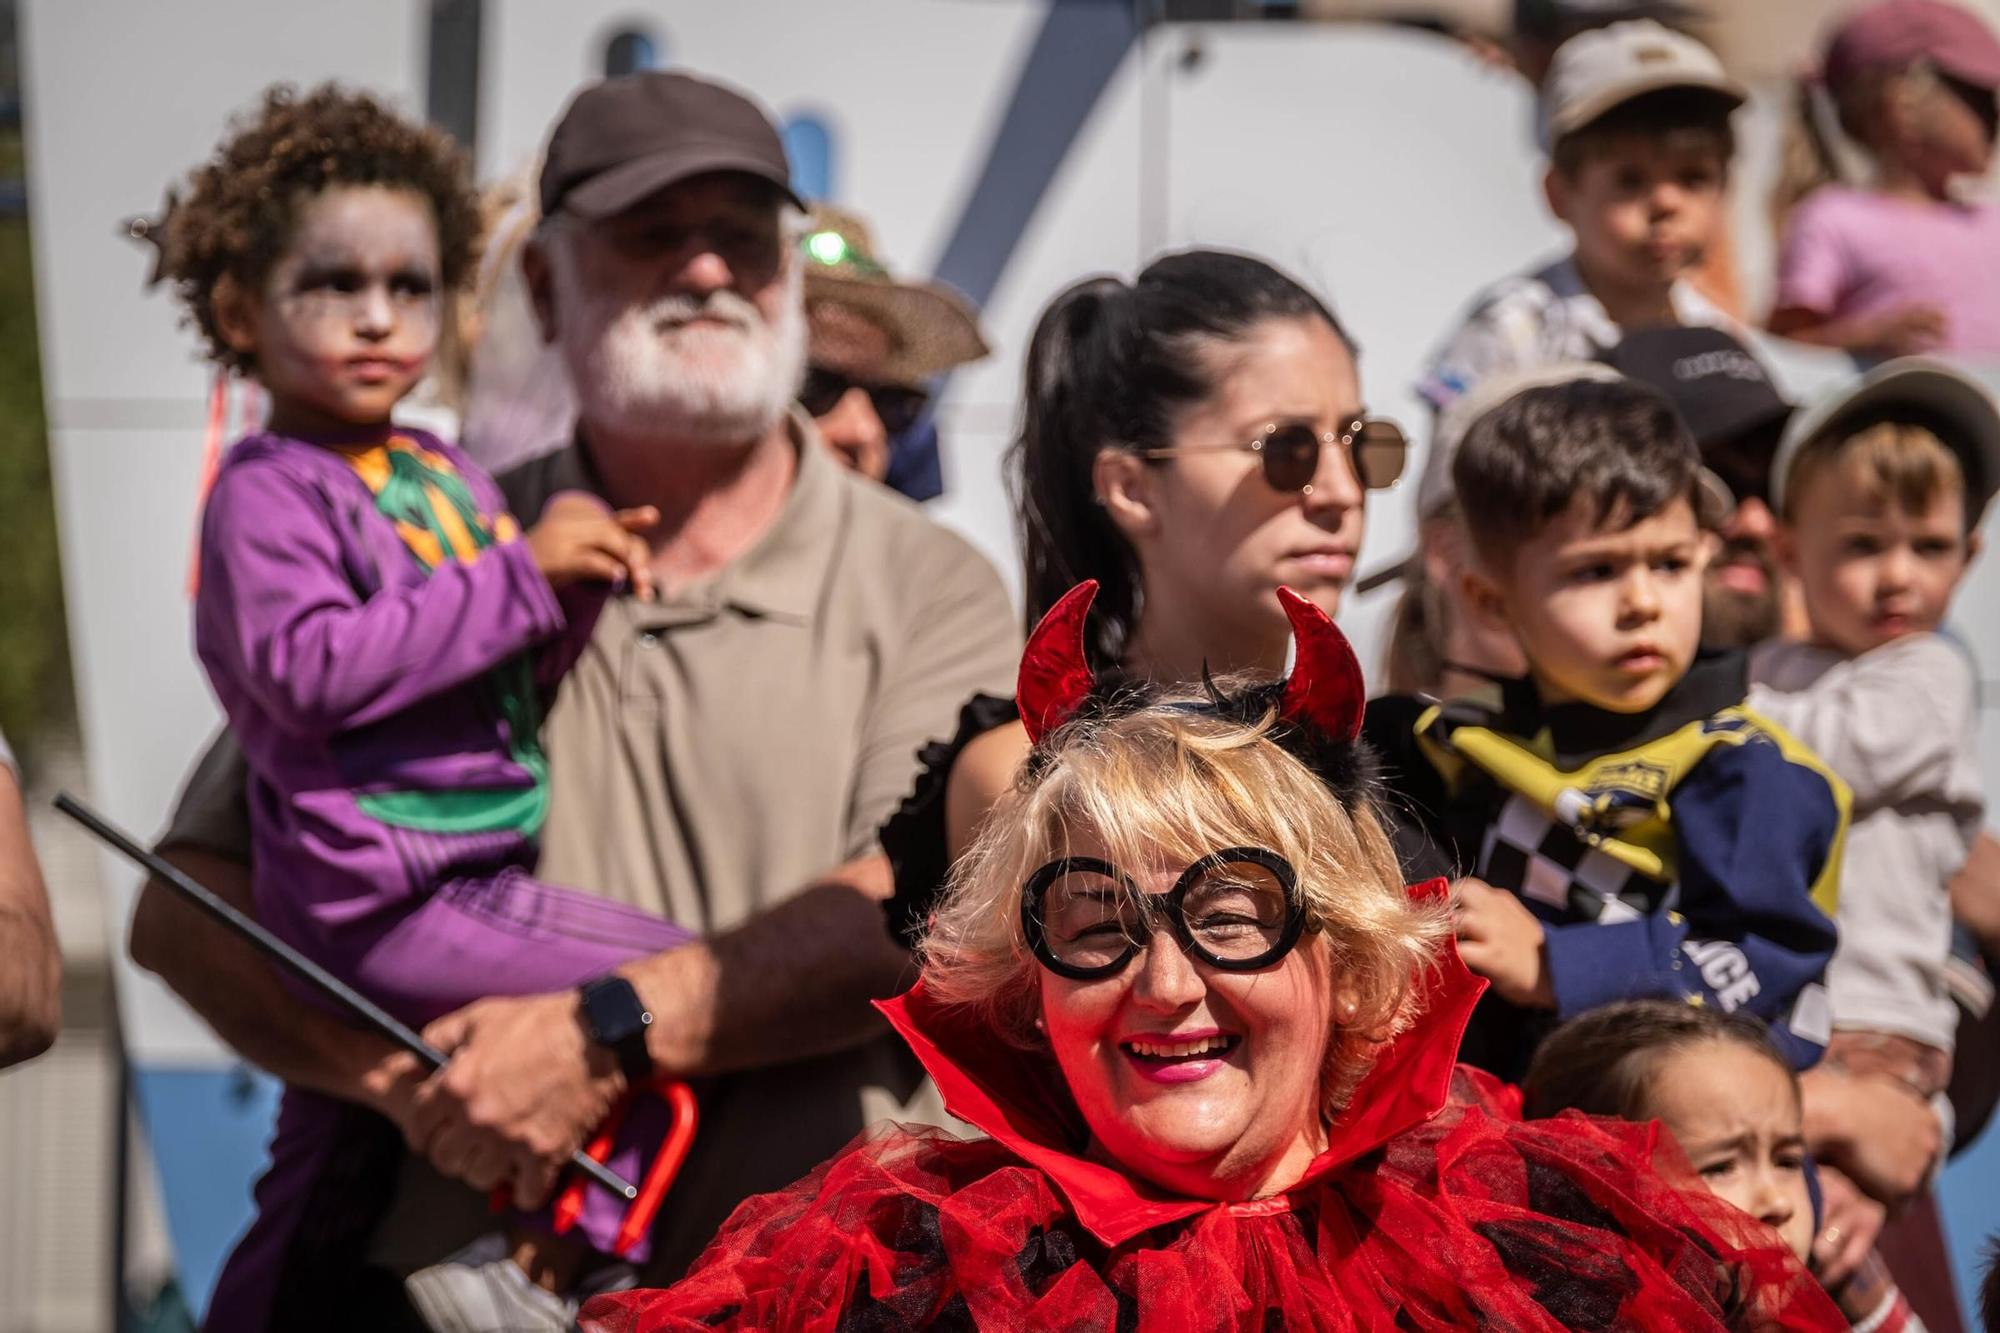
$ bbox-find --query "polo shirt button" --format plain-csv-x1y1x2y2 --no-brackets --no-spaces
637,630,660,647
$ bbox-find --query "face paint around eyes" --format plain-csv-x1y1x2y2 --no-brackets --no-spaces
277,267,443,324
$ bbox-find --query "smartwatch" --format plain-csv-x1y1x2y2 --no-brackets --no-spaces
578,975,655,1084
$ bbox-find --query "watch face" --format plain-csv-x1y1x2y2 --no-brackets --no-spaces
583,977,650,1044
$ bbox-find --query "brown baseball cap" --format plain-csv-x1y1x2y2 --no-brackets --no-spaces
539,70,804,220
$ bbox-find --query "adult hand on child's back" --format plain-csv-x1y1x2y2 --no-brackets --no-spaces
526,491,659,602
1451,877,1555,1010
1800,1065,1941,1212
407,990,628,1208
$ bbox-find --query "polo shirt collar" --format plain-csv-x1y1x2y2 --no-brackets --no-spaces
560,408,842,625
716,409,842,623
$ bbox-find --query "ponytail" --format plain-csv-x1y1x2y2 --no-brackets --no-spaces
1011,277,1144,665
1007,250,1354,667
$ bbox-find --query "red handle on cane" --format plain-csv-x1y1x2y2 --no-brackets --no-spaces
491,1076,700,1258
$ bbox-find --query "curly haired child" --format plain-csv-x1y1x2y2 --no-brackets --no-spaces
160,84,689,1332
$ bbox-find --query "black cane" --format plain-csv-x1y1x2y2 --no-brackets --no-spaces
55,791,640,1202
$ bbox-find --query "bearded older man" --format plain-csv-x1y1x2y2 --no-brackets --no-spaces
130,70,1016,1320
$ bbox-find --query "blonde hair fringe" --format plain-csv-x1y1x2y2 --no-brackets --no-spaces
917,688,1450,1117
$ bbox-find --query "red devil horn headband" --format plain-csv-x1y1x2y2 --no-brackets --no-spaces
1018,580,1100,743
1016,581,1366,744
1275,586,1365,742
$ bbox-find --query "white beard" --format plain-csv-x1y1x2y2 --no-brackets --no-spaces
556,253,806,447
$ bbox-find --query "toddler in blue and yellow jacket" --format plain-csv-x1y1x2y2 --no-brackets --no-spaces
1370,373,1848,1083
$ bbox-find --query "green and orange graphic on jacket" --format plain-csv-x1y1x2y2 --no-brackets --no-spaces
341,434,551,839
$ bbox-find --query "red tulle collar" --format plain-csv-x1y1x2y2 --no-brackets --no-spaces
875,877,1487,1247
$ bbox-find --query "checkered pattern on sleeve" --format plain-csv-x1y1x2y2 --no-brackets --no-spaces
1476,793,1672,925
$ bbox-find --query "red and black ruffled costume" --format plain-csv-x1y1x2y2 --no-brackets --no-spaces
582,894,1839,1332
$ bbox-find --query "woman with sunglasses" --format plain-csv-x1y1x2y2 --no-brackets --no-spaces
881,249,1409,948
583,585,1837,1329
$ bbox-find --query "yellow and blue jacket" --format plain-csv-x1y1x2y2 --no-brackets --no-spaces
1368,652,1847,1079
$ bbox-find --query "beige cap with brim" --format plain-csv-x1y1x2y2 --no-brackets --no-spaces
1769,358,2000,522
1543,19,1746,141
801,206,989,387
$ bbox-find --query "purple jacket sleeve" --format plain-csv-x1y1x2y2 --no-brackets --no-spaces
538,580,610,698
197,455,566,739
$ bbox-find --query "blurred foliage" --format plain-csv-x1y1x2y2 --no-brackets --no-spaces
0,132,72,766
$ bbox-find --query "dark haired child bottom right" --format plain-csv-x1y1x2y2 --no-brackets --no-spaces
1527,1000,1926,1331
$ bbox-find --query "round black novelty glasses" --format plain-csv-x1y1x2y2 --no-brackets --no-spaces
1141,416,1408,495
1021,847,1309,981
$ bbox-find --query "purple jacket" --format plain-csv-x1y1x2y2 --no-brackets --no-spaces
195,429,692,1328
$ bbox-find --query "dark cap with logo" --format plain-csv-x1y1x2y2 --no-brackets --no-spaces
540,70,803,220
1601,327,1791,452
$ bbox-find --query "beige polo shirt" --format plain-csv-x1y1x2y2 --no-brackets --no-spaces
162,413,1018,1281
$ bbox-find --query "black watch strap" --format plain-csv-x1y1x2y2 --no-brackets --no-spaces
578,976,655,1084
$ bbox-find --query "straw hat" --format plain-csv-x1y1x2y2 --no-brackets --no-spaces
800,205,990,387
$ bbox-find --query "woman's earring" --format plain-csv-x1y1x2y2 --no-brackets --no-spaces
1033,1016,1046,1032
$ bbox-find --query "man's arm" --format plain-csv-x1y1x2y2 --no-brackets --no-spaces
0,757,60,1068
129,845,427,1118
128,733,426,1120
415,855,907,1201
412,526,1021,1202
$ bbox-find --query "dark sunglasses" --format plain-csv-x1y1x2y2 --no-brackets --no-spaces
1141,416,1408,494
1021,846,1310,981
799,366,931,437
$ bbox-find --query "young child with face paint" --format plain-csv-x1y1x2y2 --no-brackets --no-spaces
1527,1000,1927,1332
159,85,694,1331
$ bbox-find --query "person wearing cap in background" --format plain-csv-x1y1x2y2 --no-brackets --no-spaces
1417,19,1747,419
1770,0,2000,364
129,68,1017,1317
1743,360,2000,1328
1502,0,1700,88
1619,334,2000,1326
793,205,989,492
1488,0,1746,319
1601,326,1801,649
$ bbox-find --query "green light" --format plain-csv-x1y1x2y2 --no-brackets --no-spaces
806,230,850,266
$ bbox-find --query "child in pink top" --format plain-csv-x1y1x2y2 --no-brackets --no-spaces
1770,0,2000,363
